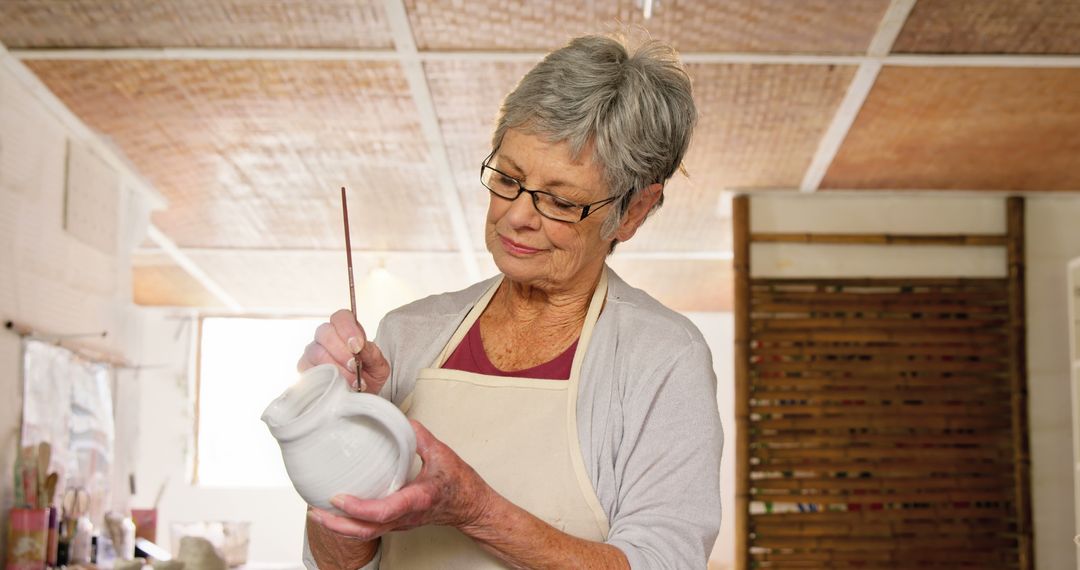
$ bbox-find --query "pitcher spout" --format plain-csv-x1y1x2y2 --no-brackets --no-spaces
261,364,340,443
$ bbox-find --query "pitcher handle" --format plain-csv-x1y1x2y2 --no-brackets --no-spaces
338,393,417,496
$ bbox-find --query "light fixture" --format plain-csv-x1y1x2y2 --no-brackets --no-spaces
635,0,657,19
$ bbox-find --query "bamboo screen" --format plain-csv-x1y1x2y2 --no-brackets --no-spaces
733,197,1032,569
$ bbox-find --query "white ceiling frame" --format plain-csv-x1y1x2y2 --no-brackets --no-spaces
11,47,1080,68
146,225,244,311
798,0,917,193
381,0,480,282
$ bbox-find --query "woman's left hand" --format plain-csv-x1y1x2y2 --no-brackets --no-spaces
308,419,494,539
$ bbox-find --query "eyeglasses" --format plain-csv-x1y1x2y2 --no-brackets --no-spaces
480,153,620,223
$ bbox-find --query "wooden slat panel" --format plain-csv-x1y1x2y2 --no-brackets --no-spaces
753,291,1008,304
753,329,1008,343
756,539,1015,552
752,343,1009,357
752,475,1012,491
745,275,1023,569
750,277,1008,288
751,375,1009,390
751,493,1011,506
754,433,1008,446
751,232,1007,246
752,317,1009,330
752,509,1014,523
754,417,1010,431
751,391,1010,404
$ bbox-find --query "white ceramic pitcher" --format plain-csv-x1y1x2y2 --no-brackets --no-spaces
261,364,415,511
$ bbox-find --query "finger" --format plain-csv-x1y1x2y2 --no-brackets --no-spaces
314,322,354,368
330,309,366,353
332,488,433,525
357,341,391,389
409,420,438,457
302,342,356,383
309,508,385,541
329,310,390,384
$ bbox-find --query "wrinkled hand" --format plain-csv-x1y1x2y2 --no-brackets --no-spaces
306,507,378,570
308,420,493,540
297,309,390,394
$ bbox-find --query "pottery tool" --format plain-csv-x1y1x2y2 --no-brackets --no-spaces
37,441,51,508
45,472,59,506
22,445,38,509
340,186,361,392
63,487,90,519
153,477,169,510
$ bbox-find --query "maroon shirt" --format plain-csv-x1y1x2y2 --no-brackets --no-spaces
442,319,578,380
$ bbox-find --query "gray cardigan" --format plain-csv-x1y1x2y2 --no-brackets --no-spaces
307,267,723,569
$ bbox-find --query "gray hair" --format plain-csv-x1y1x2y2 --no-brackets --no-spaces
491,34,697,243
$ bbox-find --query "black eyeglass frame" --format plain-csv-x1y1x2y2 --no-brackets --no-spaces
480,151,621,223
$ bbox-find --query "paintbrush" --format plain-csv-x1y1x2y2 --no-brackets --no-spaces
341,186,361,392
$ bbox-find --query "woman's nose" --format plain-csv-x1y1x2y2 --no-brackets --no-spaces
505,191,542,228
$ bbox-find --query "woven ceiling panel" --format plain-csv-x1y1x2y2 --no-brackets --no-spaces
29,59,456,250
0,0,393,49
133,253,226,309
822,67,1080,191
893,0,1080,55
424,60,536,244
607,258,733,312
406,0,889,53
427,60,852,252
687,63,857,190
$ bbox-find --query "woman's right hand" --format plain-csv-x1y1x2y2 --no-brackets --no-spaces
297,309,391,394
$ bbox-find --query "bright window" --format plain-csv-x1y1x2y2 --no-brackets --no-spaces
196,317,322,487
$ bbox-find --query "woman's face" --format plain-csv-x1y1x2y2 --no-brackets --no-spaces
484,128,615,293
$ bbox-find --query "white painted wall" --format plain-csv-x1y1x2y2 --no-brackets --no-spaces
0,46,151,562
750,193,1080,570
1024,197,1080,570
127,309,307,566
687,312,735,570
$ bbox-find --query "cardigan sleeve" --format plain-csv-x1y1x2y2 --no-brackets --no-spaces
603,338,723,569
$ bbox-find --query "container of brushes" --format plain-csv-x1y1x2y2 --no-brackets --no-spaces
5,507,49,570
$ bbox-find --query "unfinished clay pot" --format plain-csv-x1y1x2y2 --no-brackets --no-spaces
261,364,415,511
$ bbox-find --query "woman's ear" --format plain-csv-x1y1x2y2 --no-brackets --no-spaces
613,183,663,243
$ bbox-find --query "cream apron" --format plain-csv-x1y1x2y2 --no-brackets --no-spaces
380,270,611,569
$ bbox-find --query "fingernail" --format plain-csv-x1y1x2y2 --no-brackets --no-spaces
330,495,346,510
307,510,322,524
346,357,357,373
359,379,368,392
347,337,362,354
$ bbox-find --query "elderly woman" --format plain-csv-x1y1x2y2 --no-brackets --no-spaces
298,34,722,569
